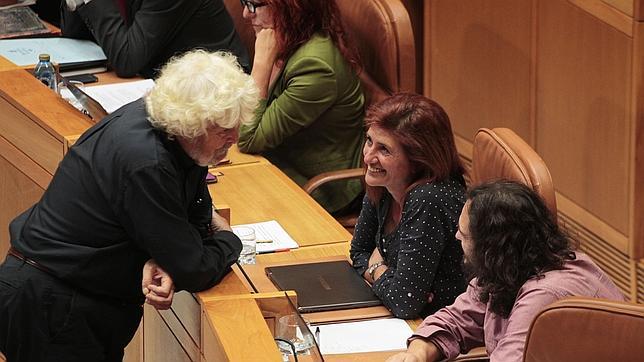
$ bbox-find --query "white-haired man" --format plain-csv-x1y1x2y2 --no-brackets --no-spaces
0,50,258,361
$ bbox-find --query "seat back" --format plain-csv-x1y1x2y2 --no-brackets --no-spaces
471,128,557,215
523,297,644,362
337,0,416,106
223,0,416,105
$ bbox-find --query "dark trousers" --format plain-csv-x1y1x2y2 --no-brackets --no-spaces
0,255,142,362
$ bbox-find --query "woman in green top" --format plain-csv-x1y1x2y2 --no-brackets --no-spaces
237,0,365,213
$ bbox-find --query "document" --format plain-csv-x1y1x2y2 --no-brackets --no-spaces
232,220,299,254
84,79,155,113
314,318,413,355
0,37,106,66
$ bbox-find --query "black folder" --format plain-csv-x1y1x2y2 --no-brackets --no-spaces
265,260,382,313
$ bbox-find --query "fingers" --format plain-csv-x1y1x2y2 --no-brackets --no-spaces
145,285,175,310
141,259,156,295
141,259,175,309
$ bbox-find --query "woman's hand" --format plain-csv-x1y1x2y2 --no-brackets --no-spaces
369,247,384,266
251,28,279,98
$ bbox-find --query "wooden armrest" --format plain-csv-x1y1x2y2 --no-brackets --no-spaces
302,168,365,194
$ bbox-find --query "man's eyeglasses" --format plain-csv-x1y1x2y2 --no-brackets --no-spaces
240,0,268,13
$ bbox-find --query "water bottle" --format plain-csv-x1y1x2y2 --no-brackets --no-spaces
33,54,58,92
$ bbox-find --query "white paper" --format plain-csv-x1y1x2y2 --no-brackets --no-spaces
232,220,299,254
0,37,106,66
85,79,155,113
315,318,413,355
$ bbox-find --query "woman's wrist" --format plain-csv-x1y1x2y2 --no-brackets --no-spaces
367,261,385,281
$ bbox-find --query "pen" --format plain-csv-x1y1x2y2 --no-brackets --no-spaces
315,326,320,347
257,248,290,255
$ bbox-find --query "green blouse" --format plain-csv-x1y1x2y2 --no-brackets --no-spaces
238,34,365,213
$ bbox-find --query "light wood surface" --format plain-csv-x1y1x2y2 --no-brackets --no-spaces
538,0,632,238
208,163,352,247
201,294,285,361
425,0,534,144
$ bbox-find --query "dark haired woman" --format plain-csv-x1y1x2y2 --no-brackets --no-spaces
350,93,467,319
237,0,364,214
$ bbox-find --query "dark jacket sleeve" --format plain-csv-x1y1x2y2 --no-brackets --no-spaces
68,0,201,77
372,188,459,319
349,195,379,276
119,163,242,293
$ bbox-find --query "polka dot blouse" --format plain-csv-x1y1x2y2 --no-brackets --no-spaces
350,179,468,319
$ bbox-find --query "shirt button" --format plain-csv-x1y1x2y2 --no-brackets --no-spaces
383,248,387,253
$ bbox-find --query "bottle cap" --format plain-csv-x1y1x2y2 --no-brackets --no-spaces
38,54,50,61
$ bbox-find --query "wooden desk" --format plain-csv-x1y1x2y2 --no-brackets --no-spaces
200,242,424,362
208,162,352,247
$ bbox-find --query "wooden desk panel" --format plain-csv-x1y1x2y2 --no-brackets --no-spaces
208,163,351,247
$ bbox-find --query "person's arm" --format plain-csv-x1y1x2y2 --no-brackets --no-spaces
371,189,460,318
488,288,560,362
70,0,201,77
386,339,444,362
237,55,338,153
250,29,279,99
350,196,380,276
119,164,242,292
410,285,487,360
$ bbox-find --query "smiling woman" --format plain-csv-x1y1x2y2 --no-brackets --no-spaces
350,93,468,319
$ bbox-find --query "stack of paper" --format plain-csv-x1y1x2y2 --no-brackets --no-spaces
315,318,413,355
84,79,155,113
232,220,299,254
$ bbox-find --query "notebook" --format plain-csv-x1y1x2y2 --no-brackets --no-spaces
265,260,382,313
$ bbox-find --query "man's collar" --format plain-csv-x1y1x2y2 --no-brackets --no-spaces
161,133,198,170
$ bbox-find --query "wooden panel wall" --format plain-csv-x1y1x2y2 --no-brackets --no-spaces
422,0,644,300
537,0,631,239
425,0,534,144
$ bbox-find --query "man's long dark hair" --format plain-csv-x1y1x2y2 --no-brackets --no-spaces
466,181,576,318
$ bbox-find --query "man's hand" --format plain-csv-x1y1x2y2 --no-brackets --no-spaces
386,339,443,362
386,352,423,362
142,259,175,310
211,210,232,232
65,0,90,11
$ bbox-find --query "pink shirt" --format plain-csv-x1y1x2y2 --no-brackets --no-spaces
410,252,626,361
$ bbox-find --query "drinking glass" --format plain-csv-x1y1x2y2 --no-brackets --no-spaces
234,226,256,265
57,80,85,111
275,315,315,358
